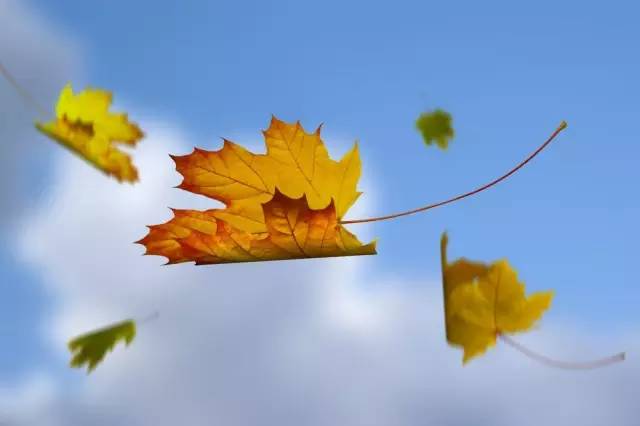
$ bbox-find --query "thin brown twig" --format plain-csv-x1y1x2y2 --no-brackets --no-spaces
341,121,568,225
499,333,625,370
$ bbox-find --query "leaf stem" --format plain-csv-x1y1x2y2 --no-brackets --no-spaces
341,121,568,225
136,311,160,325
0,61,50,119
499,333,625,370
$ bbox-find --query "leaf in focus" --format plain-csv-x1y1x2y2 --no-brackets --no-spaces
416,109,454,149
35,83,144,183
138,116,375,265
440,233,553,364
170,116,361,233
68,319,136,373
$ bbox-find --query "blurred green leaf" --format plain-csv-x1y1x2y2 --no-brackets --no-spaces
68,319,136,373
416,109,454,150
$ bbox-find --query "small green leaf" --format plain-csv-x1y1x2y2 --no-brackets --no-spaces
416,109,454,150
68,319,136,373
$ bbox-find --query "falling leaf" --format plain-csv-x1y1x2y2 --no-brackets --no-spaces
68,319,136,373
440,233,553,363
35,83,144,183
138,117,376,265
169,116,361,233
416,109,454,149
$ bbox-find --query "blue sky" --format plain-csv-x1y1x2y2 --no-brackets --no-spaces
1,0,639,417
29,0,640,320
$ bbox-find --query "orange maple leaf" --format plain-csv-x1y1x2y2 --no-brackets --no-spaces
138,117,376,264
171,116,361,233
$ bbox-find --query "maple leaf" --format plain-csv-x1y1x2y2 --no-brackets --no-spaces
35,83,144,183
416,109,454,149
138,117,375,265
170,116,361,233
68,319,136,373
440,233,553,363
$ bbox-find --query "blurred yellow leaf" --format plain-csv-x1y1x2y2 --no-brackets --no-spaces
36,84,144,182
440,233,553,364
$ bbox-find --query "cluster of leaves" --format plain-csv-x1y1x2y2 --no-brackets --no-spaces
16,80,623,372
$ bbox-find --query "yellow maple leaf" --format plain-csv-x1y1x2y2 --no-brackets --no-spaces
138,117,375,265
440,233,553,364
35,83,144,183
171,116,361,233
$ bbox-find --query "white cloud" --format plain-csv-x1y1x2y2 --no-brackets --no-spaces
0,374,55,426
6,117,637,426
0,0,83,231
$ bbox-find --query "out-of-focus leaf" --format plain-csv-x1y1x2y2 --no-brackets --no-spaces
440,233,553,364
68,319,136,373
416,109,454,149
36,84,144,182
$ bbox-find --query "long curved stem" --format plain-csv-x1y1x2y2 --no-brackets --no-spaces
341,121,567,225
0,61,50,119
499,333,625,370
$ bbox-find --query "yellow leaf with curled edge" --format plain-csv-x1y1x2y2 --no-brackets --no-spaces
138,116,375,265
68,319,136,373
138,189,376,265
440,233,553,364
35,83,144,183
